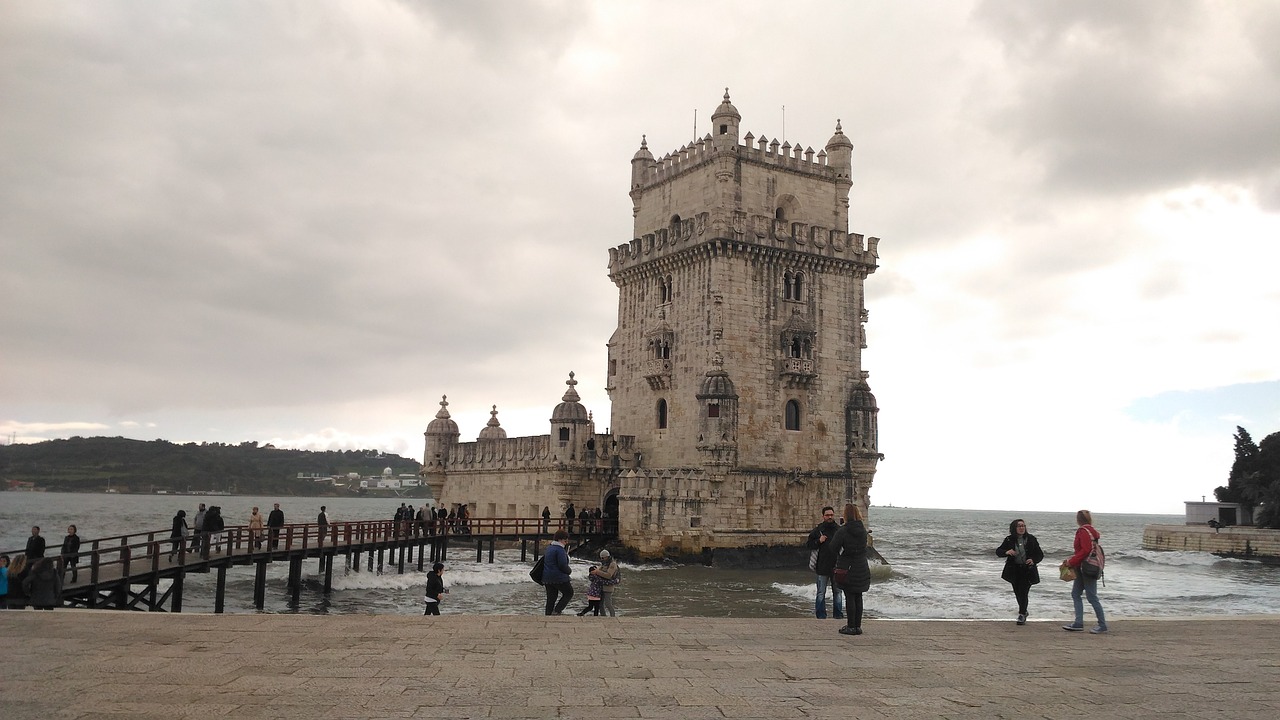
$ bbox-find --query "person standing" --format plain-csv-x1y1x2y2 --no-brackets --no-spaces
190,503,207,552
1062,509,1108,634
267,503,285,549
423,562,446,615
0,554,10,608
593,550,620,617
541,506,551,534
248,507,265,550
317,506,330,547
996,519,1044,625
542,529,574,615
169,510,188,560
25,526,46,560
806,506,844,620
565,503,576,534
832,503,871,636
23,557,62,610
5,555,29,609
61,525,82,583
205,506,225,554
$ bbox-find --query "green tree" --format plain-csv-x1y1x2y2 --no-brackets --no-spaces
1214,426,1258,504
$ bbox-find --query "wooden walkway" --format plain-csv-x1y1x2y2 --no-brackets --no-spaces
3,517,610,612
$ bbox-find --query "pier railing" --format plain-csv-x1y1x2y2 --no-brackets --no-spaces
1,515,613,582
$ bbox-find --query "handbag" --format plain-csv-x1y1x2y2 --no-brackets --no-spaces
1059,564,1076,582
808,549,819,572
529,556,545,585
833,567,849,585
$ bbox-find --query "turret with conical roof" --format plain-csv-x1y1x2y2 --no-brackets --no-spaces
478,405,507,441
711,88,740,150
423,395,459,470
551,372,593,464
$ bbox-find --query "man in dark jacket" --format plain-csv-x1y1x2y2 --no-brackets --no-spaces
25,526,46,560
542,530,573,615
267,503,285,549
423,562,446,615
806,507,844,619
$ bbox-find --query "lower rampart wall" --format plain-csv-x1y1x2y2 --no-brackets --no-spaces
1142,524,1280,565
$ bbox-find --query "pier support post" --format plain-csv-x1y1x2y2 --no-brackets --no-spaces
214,565,227,614
254,559,268,610
323,553,333,594
417,540,425,572
377,548,384,574
289,556,302,606
488,538,495,564
521,539,528,562
172,569,184,613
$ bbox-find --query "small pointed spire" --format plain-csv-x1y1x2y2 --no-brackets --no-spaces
486,405,501,428
562,372,581,403
435,395,451,419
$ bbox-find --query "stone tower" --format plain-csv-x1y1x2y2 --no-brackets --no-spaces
606,90,882,553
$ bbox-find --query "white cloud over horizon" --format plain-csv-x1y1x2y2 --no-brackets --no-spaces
2,1,1278,515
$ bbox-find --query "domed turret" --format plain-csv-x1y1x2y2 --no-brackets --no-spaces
696,354,739,468
711,88,740,149
425,395,459,436
551,372,590,422
848,377,877,411
478,405,507,440
824,119,853,178
631,135,655,188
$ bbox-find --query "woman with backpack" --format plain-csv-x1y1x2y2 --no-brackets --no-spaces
1061,509,1107,634
995,519,1044,626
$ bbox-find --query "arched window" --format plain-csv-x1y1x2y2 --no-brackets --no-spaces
785,400,801,431
790,338,802,358
793,272,804,299
657,399,668,429
660,341,670,360
783,272,793,300
775,207,786,221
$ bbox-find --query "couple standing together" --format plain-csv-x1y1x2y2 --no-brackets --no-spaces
806,504,872,636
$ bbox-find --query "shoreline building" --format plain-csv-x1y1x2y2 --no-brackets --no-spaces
422,91,882,561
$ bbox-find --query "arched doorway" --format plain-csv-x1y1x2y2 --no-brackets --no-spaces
603,489,619,536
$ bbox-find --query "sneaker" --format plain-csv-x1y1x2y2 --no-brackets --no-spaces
1062,623,1084,632
838,626,863,636
1016,614,1026,626
1089,625,1108,634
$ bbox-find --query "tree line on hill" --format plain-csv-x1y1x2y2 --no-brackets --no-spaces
0,436,421,495
1214,426,1280,529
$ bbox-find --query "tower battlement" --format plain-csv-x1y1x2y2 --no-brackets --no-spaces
634,130,836,192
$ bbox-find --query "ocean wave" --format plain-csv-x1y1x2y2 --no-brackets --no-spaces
1124,549,1262,567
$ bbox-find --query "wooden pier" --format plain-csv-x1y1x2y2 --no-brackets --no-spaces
3,516,611,613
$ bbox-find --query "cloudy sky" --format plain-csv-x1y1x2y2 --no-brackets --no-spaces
3,1,1278,514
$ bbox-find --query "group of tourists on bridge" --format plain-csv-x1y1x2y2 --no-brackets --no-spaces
1,524,79,610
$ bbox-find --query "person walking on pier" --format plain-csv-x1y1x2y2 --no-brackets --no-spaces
267,503,285,549
205,506,226,555
424,562,446,615
23,557,62,610
317,506,330,547
996,519,1044,626
61,525,82,583
248,507,265,550
1062,509,1108,634
832,503,871,636
807,506,844,620
25,526,46,560
542,530,573,615
169,510,188,560
191,503,207,553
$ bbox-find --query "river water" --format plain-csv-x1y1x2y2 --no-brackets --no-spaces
3,493,1277,619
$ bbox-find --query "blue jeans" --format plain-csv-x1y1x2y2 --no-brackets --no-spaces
1071,575,1106,628
815,574,844,619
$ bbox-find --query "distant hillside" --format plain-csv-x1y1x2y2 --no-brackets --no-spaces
0,437,422,495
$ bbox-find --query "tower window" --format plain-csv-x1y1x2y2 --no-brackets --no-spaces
785,400,801,431
720,124,728,135
558,427,570,443
783,272,793,300
657,399,668,429
609,359,617,376
707,403,720,418
793,272,804,299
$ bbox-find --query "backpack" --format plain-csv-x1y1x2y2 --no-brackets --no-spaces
1080,531,1105,581
529,556,545,585
808,548,819,572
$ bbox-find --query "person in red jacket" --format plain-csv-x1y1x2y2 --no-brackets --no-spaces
1061,509,1107,634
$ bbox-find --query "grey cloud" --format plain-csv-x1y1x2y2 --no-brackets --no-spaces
974,0,1280,198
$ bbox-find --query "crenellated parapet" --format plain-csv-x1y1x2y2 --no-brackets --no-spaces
437,432,640,474
608,209,879,276
631,131,837,192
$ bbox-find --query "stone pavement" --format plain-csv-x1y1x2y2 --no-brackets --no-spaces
1,612,1277,719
